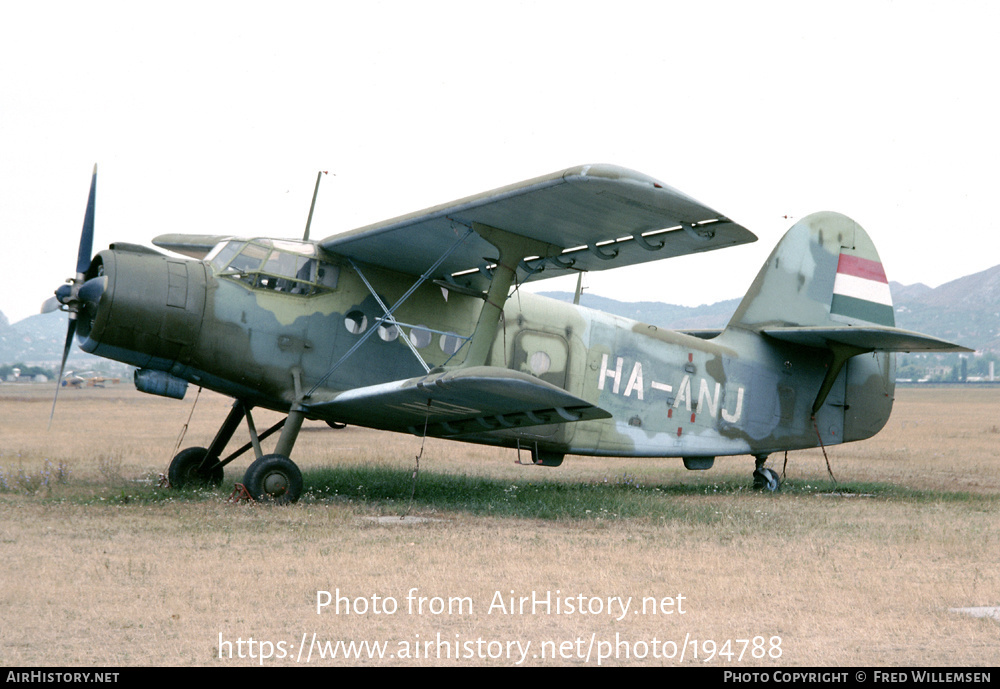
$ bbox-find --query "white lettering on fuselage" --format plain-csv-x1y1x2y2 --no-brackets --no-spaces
598,355,624,394
597,354,744,423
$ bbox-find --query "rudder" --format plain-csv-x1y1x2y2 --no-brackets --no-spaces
728,211,894,332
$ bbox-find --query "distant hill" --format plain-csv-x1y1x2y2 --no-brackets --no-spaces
892,265,1000,353
535,293,743,332
2,265,997,368
541,264,1000,353
0,311,107,370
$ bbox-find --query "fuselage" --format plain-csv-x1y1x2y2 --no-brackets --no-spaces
77,239,895,462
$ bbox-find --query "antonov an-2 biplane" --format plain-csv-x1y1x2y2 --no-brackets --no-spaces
47,164,970,502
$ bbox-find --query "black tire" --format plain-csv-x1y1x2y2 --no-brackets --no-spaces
243,454,303,504
169,447,224,489
752,467,781,492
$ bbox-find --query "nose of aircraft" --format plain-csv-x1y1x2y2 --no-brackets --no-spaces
47,165,207,423
76,248,208,370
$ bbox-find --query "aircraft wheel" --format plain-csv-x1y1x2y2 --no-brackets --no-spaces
243,454,303,504
168,447,224,489
752,467,781,492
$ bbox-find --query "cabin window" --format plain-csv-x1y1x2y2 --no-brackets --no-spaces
439,332,463,356
317,264,339,290
529,351,551,375
345,311,368,334
409,326,432,349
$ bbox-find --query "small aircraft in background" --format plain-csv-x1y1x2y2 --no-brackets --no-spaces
45,164,970,502
59,370,118,388
60,370,89,388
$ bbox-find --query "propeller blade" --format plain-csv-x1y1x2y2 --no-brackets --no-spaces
49,318,78,427
49,164,99,427
40,296,61,314
75,164,97,277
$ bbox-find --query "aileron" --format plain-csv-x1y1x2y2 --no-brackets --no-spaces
319,164,756,289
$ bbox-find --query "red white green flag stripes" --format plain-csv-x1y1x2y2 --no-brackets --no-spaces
830,253,895,326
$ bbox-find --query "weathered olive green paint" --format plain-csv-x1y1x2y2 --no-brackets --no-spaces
77,201,967,474
79,248,207,372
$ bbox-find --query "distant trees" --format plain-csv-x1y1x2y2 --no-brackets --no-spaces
0,363,56,380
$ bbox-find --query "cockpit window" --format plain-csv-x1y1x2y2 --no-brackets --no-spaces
208,239,339,296
229,242,269,274
208,240,244,271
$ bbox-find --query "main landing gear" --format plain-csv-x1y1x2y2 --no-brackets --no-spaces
752,455,780,492
167,399,306,504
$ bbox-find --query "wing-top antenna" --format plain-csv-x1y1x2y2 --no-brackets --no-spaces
302,171,329,241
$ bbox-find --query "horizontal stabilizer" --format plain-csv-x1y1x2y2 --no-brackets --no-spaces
305,366,610,437
762,326,974,353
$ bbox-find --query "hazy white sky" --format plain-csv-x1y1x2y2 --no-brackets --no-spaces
3,0,998,324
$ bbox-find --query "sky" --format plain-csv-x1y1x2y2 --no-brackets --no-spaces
2,1,999,325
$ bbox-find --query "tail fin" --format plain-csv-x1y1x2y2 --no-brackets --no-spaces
729,212,970,353
728,212,970,423
729,211,895,332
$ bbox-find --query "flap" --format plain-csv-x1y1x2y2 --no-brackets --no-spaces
304,366,610,437
762,326,974,353
319,164,756,291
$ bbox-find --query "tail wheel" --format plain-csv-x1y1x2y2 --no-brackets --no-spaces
752,467,781,492
243,454,303,504
169,447,224,489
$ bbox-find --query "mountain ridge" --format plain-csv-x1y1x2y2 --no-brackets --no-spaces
3,265,998,365
541,264,1000,353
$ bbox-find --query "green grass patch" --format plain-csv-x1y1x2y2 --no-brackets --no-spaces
297,465,997,519
304,464,712,520
20,464,997,518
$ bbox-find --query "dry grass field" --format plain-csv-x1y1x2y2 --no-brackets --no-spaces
0,383,997,667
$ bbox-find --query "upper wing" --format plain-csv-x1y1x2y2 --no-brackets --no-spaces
304,366,610,438
319,164,756,291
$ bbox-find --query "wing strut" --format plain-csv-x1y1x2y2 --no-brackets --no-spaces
463,222,563,367
306,226,474,396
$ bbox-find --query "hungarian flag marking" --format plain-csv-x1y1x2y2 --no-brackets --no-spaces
830,253,894,325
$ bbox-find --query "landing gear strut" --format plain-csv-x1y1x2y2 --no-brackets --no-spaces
167,399,306,503
752,455,780,492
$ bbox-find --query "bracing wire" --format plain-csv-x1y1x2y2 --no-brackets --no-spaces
162,386,202,484
403,400,431,518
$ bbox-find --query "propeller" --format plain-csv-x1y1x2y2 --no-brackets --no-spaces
47,164,104,425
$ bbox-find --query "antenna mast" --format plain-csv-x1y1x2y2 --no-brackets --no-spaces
302,171,328,241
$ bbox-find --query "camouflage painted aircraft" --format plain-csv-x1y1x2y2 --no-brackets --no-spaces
47,164,970,502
